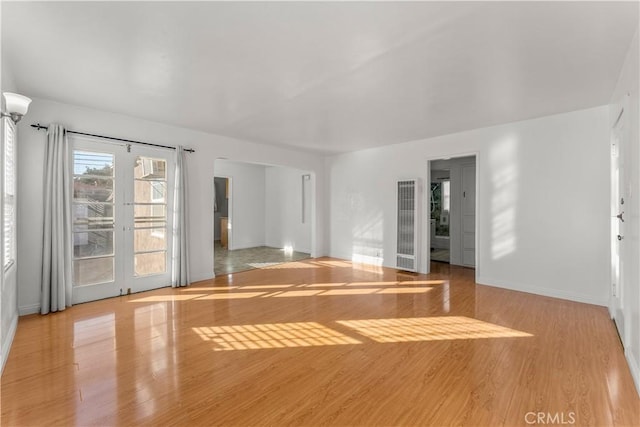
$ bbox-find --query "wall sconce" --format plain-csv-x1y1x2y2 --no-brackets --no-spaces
2,92,32,124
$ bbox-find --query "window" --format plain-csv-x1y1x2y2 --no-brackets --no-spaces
3,118,16,270
72,150,115,286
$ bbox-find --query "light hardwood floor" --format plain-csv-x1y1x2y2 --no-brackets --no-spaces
2,258,638,426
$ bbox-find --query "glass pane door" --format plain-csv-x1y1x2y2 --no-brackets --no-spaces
125,147,174,293
134,156,168,276
71,140,175,303
72,145,120,303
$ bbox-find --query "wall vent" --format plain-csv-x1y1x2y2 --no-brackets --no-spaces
396,179,420,272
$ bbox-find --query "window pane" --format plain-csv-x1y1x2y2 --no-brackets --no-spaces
134,157,166,180
74,151,114,177
74,231,114,257
3,119,16,267
73,203,114,230
135,181,166,203
74,178,114,201
134,204,166,220
135,252,166,276
135,229,166,252
74,257,114,286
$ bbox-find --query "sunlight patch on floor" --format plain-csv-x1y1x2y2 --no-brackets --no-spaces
238,284,294,290
337,316,532,343
262,262,319,269
247,262,282,269
310,260,353,268
197,292,267,300
129,294,207,302
193,322,361,351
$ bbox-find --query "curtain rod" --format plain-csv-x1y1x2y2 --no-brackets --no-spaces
30,123,195,153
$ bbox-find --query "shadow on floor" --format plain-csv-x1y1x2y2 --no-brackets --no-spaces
214,241,310,276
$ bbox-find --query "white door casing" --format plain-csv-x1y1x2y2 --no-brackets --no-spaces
611,104,626,345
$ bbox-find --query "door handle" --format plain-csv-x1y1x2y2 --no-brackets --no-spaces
617,212,625,222
618,235,624,241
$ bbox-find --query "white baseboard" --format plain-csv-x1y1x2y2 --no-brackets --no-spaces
1,314,18,374
476,275,608,307
18,303,40,316
625,348,640,397
351,254,384,266
191,274,215,284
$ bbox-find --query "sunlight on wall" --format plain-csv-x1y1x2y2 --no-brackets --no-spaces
352,253,384,266
337,316,532,343
193,322,361,351
352,208,385,267
490,137,519,260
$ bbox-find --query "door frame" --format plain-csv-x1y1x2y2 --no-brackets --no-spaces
213,175,233,251
125,144,175,294
71,136,176,303
610,98,628,346
425,152,480,279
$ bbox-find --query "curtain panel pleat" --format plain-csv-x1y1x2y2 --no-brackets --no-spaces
172,146,190,287
41,124,73,314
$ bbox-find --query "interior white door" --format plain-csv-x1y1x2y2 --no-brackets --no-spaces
461,163,476,267
72,139,174,303
611,106,626,343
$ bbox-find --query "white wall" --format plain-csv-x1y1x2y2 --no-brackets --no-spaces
265,166,312,253
1,58,19,373
327,106,610,306
214,160,266,250
610,27,640,395
16,97,326,315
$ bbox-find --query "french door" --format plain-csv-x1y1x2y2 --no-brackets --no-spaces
72,138,174,304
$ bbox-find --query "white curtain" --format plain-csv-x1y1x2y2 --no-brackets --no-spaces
172,146,190,287
41,124,73,314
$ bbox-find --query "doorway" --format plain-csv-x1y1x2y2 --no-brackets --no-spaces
214,176,230,249
213,159,313,276
428,156,476,268
72,138,174,304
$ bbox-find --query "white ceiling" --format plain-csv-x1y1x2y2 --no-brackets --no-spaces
3,1,638,154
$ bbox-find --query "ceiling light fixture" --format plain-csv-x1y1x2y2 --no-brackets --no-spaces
2,92,32,124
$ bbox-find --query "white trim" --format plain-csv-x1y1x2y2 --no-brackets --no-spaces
477,275,608,307
1,313,18,374
627,344,640,397
18,303,41,316
425,151,480,278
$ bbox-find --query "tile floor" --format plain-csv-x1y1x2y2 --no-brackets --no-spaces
430,248,450,263
214,241,310,276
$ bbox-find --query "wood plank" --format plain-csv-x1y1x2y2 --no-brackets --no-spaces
1,258,638,426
